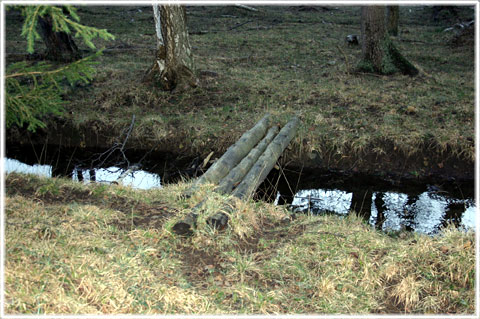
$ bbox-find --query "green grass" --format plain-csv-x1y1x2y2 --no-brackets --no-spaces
4,172,476,314
4,5,475,176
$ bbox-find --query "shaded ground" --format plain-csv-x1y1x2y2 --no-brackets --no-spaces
4,5,475,181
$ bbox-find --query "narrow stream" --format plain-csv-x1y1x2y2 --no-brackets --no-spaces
3,152,476,236
285,188,475,235
4,158,162,190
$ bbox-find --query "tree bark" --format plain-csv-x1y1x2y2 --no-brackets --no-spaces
38,15,81,62
145,5,197,91
173,115,300,235
207,116,300,228
231,116,300,200
386,6,399,36
358,6,418,76
153,5,163,47
215,126,279,195
183,113,272,197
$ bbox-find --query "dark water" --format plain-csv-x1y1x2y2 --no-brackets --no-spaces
284,188,475,235
4,158,161,190
3,145,476,235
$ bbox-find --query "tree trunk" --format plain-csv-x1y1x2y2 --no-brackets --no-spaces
358,6,418,76
38,15,81,62
153,5,163,47
173,115,300,235
231,116,300,200
145,5,197,91
386,6,399,36
183,113,272,197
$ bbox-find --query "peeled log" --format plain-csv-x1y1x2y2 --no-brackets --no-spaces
207,116,300,228
232,116,300,199
184,113,271,197
215,126,279,195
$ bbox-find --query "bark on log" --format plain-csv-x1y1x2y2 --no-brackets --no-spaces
215,126,279,195
183,113,272,197
232,116,300,200
207,116,300,228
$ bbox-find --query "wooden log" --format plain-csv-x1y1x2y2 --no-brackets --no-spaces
171,212,198,236
183,113,271,197
207,116,300,228
215,126,279,195
232,116,300,200
172,126,277,235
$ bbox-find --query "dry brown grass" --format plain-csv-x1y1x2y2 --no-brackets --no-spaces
4,172,476,314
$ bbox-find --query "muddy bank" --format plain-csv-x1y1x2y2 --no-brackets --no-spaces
6,120,474,183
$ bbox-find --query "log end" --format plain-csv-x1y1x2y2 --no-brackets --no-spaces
172,222,194,236
206,212,229,231
172,213,198,236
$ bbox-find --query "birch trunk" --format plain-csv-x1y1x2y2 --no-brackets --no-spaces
145,5,197,91
153,5,163,47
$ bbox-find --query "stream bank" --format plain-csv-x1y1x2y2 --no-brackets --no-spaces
5,138,475,235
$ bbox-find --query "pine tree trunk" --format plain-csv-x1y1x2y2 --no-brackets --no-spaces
386,6,399,36
358,6,418,76
38,15,81,62
145,5,198,91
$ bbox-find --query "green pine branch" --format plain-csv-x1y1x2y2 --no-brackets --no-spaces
6,51,102,132
7,5,114,132
20,5,115,53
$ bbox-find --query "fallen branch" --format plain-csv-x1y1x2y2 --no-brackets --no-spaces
235,4,258,12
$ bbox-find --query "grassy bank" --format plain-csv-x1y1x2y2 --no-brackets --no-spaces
4,6,475,175
4,172,475,314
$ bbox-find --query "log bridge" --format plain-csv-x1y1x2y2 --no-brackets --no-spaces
172,113,300,236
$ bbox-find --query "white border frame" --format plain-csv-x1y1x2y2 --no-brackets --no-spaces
1,1,478,318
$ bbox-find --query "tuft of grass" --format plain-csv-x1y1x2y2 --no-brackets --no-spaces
4,172,475,314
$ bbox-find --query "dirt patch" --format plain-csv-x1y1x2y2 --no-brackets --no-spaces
177,246,225,288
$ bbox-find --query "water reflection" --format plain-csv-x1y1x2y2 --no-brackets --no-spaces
4,158,161,190
289,188,476,235
4,158,52,177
